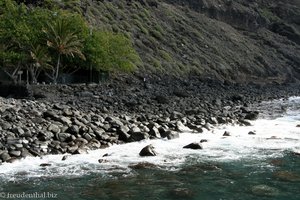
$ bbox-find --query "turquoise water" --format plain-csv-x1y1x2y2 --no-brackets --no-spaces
0,97,300,200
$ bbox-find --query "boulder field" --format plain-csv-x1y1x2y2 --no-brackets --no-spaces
1,75,300,163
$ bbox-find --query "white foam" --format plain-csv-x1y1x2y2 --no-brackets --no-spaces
1,97,300,180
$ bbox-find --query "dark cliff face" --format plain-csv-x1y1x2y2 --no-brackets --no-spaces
24,0,300,83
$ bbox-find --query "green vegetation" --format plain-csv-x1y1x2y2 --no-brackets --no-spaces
84,31,140,73
258,8,281,22
0,0,140,84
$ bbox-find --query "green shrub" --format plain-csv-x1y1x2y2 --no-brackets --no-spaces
159,50,172,62
150,29,163,40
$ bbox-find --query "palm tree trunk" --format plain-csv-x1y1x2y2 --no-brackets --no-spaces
29,66,37,84
54,54,61,84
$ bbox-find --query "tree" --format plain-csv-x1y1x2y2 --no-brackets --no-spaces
83,30,140,74
0,0,52,84
28,44,51,84
0,43,25,84
43,13,86,83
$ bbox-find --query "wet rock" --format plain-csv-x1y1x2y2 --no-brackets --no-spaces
209,117,218,125
139,144,157,156
21,148,32,158
28,148,41,157
200,139,208,143
176,121,190,132
87,139,101,149
269,159,284,166
62,155,69,161
56,133,71,142
67,145,79,154
161,130,179,140
98,159,108,163
248,131,256,135
129,162,157,169
187,123,203,133
73,147,88,155
129,132,149,141
223,131,231,136
0,152,11,162
244,111,259,120
183,142,203,150
292,150,300,156
170,188,195,198
149,127,161,138
9,150,21,157
274,171,300,182
117,125,131,141
239,119,252,126
251,185,279,197
40,163,52,167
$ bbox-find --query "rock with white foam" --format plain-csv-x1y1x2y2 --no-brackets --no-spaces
183,142,203,150
139,144,157,156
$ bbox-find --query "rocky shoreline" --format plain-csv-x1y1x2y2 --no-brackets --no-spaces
1,75,300,163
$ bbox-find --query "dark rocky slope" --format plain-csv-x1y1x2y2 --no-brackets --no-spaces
82,0,300,83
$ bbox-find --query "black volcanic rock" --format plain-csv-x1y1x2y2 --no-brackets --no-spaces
139,144,157,156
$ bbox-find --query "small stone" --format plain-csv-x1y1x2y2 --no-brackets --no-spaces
58,117,72,125
200,139,208,143
12,127,25,135
48,124,60,134
56,133,71,142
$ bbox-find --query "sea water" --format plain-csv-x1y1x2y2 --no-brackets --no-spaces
0,97,299,200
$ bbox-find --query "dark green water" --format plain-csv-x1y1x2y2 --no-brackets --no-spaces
1,153,299,200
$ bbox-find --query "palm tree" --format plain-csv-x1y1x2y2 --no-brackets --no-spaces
43,17,85,84
28,44,51,84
